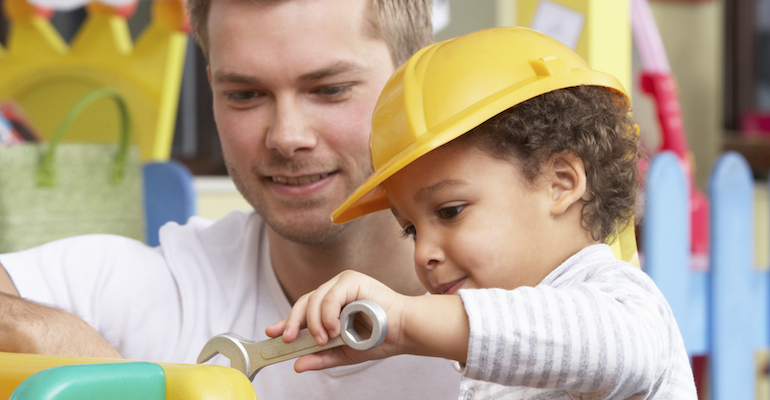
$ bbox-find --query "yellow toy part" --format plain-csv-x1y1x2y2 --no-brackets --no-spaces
516,0,632,97
331,27,639,266
610,220,640,268
0,352,257,400
0,0,188,161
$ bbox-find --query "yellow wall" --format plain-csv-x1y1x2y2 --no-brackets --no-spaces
193,177,251,220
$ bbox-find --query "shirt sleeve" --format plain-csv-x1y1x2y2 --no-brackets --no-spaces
0,234,183,361
457,264,681,398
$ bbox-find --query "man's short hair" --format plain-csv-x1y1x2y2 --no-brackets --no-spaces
186,0,434,67
450,85,640,242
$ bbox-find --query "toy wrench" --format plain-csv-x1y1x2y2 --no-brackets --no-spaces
196,300,388,381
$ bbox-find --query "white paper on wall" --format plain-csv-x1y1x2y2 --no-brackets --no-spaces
432,0,450,34
530,0,585,50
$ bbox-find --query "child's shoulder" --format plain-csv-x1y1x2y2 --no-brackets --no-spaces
543,244,656,290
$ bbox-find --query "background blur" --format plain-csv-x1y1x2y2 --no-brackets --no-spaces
0,0,764,223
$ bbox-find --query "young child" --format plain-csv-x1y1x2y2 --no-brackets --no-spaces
267,27,697,399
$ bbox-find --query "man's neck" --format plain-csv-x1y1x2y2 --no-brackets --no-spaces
268,212,423,304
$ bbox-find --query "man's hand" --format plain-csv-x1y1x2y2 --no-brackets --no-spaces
0,264,122,358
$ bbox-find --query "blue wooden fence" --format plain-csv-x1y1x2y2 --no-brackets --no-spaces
643,151,766,399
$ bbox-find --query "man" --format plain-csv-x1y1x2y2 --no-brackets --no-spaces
0,0,461,398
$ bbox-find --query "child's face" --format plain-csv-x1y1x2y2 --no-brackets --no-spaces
382,144,561,294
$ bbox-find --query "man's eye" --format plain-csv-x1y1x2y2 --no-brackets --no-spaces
314,85,351,97
438,205,464,220
401,225,417,240
226,90,260,102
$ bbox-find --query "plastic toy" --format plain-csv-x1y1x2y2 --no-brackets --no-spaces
0,0,188,161
0,352,257,400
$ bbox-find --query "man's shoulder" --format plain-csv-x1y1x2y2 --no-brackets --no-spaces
159,210,263,247
157,209,267,277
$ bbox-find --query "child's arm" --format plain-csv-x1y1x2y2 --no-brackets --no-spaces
457,267,691,397
265,270,469,372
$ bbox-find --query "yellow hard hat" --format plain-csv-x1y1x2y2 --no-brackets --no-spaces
332,27,629,224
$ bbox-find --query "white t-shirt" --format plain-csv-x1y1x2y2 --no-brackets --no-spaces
1,210,461,399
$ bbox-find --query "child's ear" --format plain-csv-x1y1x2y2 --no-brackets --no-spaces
547,152,587,216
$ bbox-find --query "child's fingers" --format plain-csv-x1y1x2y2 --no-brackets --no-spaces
293,347,354,373
265,319,287,338
318,277,359,336
318,271,382,338
281,294,311,343
304,275,343,344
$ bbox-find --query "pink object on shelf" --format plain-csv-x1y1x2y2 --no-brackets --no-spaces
740,111,770,137
632,0,710,269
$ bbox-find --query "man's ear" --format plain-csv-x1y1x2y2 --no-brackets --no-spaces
547,152,587,216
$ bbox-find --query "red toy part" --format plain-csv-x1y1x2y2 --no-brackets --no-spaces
640,71,710,267
640,73,688,160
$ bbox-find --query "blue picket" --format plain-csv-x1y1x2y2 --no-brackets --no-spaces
641,151,770,399
643,151,708,355
708,151,757,399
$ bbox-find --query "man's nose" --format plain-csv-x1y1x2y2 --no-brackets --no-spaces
414,235,444,271
265,97,317,158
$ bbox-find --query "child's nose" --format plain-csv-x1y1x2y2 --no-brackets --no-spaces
413,237,444,270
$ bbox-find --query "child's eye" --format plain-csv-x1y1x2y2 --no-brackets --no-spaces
437,205,464,220
401,225,417,241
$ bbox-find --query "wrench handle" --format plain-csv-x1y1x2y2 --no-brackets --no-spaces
256,331,345,362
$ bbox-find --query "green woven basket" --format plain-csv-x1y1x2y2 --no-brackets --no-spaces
0,88,145,253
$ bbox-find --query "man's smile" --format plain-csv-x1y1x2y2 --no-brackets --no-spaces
270,172,333,186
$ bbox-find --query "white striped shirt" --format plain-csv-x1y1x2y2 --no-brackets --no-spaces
456,244,697,399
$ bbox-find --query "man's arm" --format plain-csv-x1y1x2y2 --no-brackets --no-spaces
0,263,19,296
0,262,122,358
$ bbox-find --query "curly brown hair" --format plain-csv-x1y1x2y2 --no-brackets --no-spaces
450,85,640,242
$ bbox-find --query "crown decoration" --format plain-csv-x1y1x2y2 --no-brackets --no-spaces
0,0,189,161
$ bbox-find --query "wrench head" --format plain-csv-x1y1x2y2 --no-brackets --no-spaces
339,299,388,351
197,333,252,378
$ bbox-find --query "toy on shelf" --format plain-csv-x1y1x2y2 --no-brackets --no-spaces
0,0,188,161
631,0,710,271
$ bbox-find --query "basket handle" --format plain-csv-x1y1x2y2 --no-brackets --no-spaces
37,88,132,186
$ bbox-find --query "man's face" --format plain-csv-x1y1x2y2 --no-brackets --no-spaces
207,0,395,245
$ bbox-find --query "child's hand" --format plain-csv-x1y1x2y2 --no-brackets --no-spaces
265,270,408,372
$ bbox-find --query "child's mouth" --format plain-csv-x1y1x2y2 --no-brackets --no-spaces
435,277,466,295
